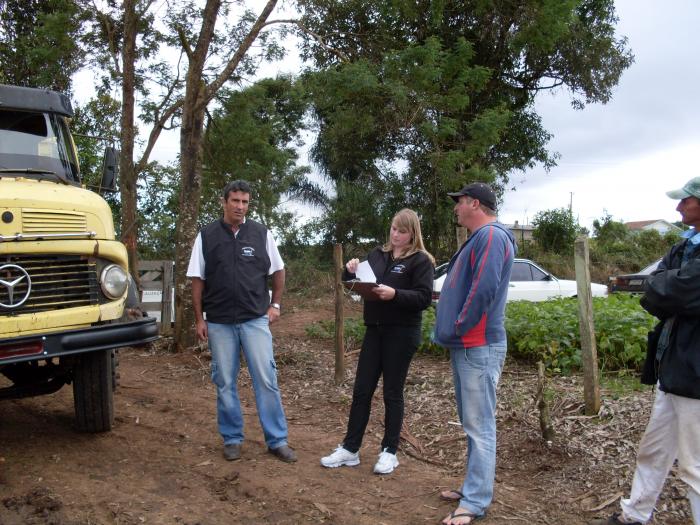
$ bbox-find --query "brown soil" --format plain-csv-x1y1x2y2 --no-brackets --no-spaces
0,294,693,525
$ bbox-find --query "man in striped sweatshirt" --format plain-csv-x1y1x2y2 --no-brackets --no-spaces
434,182,516,525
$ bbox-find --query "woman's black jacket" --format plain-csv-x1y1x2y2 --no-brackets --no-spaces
343,247,434,326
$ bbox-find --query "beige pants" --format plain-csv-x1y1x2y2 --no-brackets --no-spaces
620,387,700,524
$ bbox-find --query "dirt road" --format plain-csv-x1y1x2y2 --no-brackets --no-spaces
0,297,692,524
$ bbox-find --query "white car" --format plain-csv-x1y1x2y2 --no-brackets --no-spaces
432,258,608,303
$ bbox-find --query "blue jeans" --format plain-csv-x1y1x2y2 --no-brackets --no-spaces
207,317,288,449
450,343,507,516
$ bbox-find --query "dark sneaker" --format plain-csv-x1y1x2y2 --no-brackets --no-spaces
223,443,241,461
268,444,297,463
590,513,642,525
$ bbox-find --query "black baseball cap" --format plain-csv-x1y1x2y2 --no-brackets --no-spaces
447,182,497,211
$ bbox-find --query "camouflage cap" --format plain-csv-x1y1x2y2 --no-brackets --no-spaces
666,176,700,200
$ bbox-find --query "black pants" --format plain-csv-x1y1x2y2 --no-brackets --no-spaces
343,324,420,454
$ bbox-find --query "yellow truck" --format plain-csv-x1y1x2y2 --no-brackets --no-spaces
0,84,158,432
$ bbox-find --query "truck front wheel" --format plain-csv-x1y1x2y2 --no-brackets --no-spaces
73,349,114,432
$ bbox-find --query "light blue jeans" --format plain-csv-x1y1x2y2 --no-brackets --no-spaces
207,317,288,449
450,342,507,517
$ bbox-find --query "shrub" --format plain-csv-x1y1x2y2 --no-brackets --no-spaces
532,208,579,254
504,294,657,373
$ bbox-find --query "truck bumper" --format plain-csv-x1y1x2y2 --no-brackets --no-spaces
0,317,159,365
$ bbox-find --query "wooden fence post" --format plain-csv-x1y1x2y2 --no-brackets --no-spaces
334,244,345,384
574,235,601,415
161,261,174,335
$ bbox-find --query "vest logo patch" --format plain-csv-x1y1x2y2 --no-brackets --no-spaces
391,264,406,274
241,246,255,257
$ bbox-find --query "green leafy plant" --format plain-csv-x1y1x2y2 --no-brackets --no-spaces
504,294,657,373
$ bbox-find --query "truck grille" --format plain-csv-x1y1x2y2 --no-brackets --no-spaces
0,255,99,315
22,209,87,233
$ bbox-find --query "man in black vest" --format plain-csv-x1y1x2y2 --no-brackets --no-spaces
187,180,296,463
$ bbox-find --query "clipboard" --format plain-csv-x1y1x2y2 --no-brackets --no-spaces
342,280,379,300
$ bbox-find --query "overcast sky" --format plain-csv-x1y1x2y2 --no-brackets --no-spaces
498,0,700,230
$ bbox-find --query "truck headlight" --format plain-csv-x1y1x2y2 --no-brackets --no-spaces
100,264,128,299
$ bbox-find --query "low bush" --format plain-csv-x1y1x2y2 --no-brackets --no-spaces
305,295,656,375
504,294,657,373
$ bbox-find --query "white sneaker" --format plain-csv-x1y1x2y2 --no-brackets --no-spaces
320,446,360,468
373,449,399,474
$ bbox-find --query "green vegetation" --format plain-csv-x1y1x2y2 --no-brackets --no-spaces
505,294,656,374
305,294,657,377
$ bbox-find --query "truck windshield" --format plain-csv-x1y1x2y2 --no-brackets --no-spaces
0,108,81,184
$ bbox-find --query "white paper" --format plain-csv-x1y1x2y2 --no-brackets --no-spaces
355,260,376,283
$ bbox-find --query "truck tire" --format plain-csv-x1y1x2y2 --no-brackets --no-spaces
73,349,114,432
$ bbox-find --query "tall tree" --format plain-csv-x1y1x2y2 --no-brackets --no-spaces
201,76,311,228
0,0,86,91
88,0,168,284
297,0,633,260
172,0,282,351
86,1,291,350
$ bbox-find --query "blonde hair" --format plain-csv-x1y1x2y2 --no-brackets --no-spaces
382,208,435,265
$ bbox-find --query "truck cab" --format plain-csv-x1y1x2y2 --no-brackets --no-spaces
0,84,158,432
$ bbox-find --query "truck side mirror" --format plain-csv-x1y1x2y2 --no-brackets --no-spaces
100,147,119,194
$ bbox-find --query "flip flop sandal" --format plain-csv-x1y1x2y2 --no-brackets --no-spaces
444,510,482,524
439,489,464,501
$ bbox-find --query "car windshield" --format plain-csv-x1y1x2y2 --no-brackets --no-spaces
639,259,661,275
0,108,80,184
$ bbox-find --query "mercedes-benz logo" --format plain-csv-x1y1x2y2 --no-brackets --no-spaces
0,264,32,308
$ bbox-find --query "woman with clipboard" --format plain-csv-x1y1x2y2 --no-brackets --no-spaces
321,208,434,474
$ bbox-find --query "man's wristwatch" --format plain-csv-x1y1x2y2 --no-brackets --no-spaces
270,303,281,310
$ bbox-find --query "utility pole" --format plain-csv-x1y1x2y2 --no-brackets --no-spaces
569,192,573,214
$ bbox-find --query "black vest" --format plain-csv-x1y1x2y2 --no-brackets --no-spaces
201,218,271,323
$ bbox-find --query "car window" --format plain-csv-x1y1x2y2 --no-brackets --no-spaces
434,263,449,279
530,265,548,281
510,262,532,281
639,259,661,275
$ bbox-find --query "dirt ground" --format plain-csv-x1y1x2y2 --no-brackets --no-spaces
0,295,693,525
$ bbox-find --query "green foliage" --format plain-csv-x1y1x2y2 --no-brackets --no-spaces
305,317,366,351
137,164,180,260
532,208,579,254
201,76,315,234
297,0,632,258
418,306,448,357
0,0,86,91
282,242,335,297
504,294,657,374
588,213,681,279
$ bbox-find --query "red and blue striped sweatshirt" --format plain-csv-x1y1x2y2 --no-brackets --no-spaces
434,222,516,349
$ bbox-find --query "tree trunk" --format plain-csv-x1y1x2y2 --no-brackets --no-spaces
119,0,140,287
173,0,222,352
172,0,278,351
173,81,207,352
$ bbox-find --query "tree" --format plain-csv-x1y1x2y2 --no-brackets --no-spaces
201,75,311,230
0,0,86,91
592,213,630,246
84,0,293,350
86,0,171,285
296,0,633,259
170,0,287,351
532,208,579,253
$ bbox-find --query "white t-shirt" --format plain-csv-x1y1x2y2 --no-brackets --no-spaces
186,220,284,279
